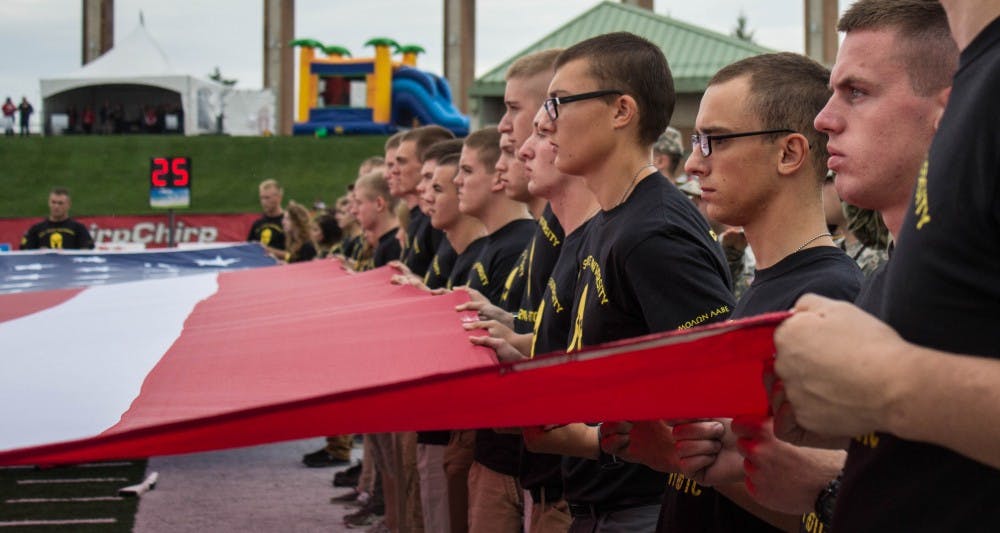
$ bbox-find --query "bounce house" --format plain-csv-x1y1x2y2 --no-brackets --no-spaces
290,37,469,136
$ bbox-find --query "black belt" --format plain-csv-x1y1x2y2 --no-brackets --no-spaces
567,495,662,518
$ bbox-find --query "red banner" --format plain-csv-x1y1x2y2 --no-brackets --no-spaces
0,213,260,250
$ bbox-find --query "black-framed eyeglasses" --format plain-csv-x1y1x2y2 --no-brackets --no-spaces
690,129,796,157
543,90,624,121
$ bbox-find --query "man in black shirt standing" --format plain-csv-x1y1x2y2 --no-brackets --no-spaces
772,1,1000,532
612,52,863,533
394,126,453,277
21,187,94,250
522,33,734,532
455,126,535,533
247,179,286,259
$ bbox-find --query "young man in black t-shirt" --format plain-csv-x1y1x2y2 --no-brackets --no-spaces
395,126,453,277
353,171,401,271
21,187,94,250
622,52,864,533
453,127,535,533
521,33,734,531
772,2,1000,532
247,179,286,258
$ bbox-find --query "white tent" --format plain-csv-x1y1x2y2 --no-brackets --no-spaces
39,22,273,136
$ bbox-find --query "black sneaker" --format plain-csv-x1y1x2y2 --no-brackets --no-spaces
302,448,349,468
333,461,363,486
344,503,383,528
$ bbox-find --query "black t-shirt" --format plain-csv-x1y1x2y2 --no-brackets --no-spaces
287,241,317,263
835,17,1000,533
564,172,734,507
446,237,487,290
403,208,443,277
422,238,457,291
518,216,594,499
509,205,565,334
468,218,536,477
20,218,94,250
372,228,402,268
658,246,862,533
247,213,286,250
341,234,362,260
466,218,536,306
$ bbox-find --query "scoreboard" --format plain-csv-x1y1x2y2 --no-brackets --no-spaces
149,157,191,209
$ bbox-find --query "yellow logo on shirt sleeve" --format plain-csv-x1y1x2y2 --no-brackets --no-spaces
914,159,931,230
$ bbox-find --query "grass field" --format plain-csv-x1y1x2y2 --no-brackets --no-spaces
0,135,389,218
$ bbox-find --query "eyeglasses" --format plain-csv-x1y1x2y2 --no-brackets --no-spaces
543,90,624,121
690,129,796,157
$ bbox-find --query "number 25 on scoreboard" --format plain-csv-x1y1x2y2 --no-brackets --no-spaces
150,157,191,188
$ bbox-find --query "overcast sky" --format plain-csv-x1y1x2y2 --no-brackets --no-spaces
3,0,847,117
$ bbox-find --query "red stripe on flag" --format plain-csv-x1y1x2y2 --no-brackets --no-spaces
0,287,86,323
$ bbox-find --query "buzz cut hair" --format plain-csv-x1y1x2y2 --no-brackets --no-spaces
50,187,70,197
555,32,675,146
423,139,465,164
463,127,502,171
355,170,399,211
259,179,282,192
505,48,564,81
838,0,958,96
385,131,406,151
710,52,832,181
401,125,456,161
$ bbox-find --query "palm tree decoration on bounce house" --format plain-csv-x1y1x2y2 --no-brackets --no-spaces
395,44,426,67
288,37,468,136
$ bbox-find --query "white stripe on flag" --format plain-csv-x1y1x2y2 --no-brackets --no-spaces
0,274,219,450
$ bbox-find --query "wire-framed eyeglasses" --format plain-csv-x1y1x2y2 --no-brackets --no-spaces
543,90,624,121
690,129,796,157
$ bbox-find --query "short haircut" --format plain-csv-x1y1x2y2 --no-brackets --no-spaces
710,52,832,181
438,153,460,167
838,0,958,96
259,179,281,192
355,170,399,210
384,131,406,151
402,125,456,161
423,139,465,163
505,49,563,80
50,187,70,197
463,127,502,170
555,32,674,146
359,155,385,174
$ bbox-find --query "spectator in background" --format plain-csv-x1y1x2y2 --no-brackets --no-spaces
652,126,688,185
334,194,363,260
21,187,95,250
311,211,343,259
2,97,14,136
248,179,287,259
82,106,95,134
823,175,890,277
282,201,317,263
18,97,33,136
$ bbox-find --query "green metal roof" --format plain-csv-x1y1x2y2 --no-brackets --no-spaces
471,1,775,97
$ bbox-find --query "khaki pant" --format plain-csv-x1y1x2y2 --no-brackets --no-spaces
359,435,378,493
443,430,475,533
530,495,571,533
417,443,450,533
325,434,353,461
394,432,424,533
370,433,398,530
467,461,524,533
